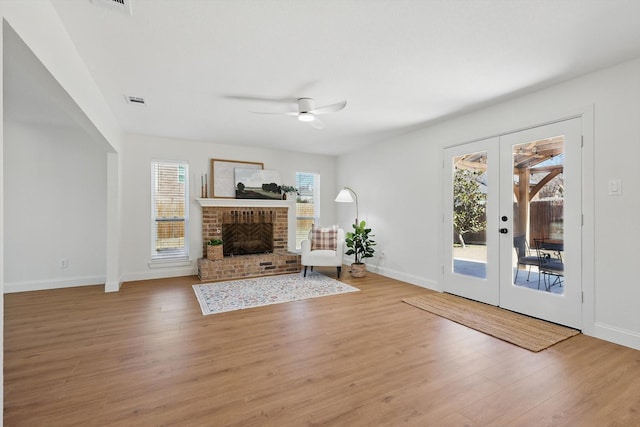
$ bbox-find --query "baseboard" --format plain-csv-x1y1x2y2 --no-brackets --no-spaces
4,266,199,293
591,322,640,351
366,264,438,290
104,279,122,293
4,276,105,293
122,265,198,283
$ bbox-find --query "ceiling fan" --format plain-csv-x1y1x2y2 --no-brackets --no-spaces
252,97,347,129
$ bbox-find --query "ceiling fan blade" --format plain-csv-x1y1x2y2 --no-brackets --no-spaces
310,100,347,115
251,111,298,116
308,117,326,129
223,94,297,104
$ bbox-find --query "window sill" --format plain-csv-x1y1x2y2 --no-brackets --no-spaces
148,258,192,269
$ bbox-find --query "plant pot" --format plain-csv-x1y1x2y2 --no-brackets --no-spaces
207,245,224,260
350,263,367,278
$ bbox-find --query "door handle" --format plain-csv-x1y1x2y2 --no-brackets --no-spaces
499,228,508,234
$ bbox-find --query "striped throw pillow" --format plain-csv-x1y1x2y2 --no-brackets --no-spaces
310,224,338,251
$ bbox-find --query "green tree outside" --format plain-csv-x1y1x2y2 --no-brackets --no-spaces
453,168,486,247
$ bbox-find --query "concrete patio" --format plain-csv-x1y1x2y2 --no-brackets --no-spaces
453,244,563,294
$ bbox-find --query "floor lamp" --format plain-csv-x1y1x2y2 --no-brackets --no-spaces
335,186,359,226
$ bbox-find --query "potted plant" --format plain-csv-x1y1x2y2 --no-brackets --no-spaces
345,220,376,277
279,185,299,200
206,238,224,260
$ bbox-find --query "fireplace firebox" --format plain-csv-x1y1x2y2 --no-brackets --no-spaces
197,202,300,281
222,223,273,256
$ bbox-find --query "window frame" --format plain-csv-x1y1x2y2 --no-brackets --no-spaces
295,171,321,250
150,160,190,262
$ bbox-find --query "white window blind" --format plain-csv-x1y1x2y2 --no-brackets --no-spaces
295,172,320,249
151,160,189,260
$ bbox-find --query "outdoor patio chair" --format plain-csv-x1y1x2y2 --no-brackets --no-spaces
534,239,564,291
513,235,540,283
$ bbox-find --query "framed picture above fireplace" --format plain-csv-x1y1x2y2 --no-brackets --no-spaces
210,158,263,198
234,168,282,200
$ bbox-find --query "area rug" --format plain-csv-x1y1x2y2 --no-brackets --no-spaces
193,271,360,315
403,293,580,352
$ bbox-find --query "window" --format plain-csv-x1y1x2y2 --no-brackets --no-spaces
295,172,320,249
151,160,189,260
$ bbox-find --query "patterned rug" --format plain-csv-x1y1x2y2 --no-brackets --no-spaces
193,271,360,315
403,292,580,352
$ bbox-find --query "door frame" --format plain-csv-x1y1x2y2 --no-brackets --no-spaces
438,108,595,332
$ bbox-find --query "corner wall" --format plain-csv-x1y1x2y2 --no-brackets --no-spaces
3,122,108,292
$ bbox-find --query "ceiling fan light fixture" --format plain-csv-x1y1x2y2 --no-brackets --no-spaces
248,96,344,129
298,112,315,122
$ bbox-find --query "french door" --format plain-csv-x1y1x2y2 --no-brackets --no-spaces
443,118,582,329
443,137,500,306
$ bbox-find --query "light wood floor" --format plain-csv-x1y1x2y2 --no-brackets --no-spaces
4,268,640,426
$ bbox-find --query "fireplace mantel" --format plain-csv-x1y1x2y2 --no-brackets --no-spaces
196,198,293,208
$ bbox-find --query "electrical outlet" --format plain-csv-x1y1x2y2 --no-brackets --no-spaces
379,251,385,259
59,259,68,268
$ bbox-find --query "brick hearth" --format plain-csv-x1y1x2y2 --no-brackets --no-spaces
197,200,301,281
198,252,301,281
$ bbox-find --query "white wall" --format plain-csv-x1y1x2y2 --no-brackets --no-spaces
336,136,441,288
337,57,640,350
121,133,337,281
3,122,108,292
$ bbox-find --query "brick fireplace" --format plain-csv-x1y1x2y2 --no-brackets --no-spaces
197,199,301,281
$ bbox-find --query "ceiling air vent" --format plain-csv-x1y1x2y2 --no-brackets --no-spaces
124,95,147,106
90,0,132,16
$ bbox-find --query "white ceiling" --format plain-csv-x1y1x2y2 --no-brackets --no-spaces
13,0,640,155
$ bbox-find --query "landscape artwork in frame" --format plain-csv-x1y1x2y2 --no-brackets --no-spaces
234,168,282,200
210,159,263,198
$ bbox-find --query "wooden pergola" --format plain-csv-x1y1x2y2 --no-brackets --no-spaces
453,136,564,237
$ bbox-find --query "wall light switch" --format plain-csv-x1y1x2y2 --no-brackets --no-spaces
608,179,622,195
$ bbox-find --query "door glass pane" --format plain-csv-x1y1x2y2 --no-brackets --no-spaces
452,152,488,278
512,136,565,294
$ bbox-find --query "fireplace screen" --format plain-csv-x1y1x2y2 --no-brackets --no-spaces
222,223,274,256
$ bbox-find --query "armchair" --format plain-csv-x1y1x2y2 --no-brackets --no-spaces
301,226,345,278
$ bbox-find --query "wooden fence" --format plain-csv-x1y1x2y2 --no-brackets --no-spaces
458,199,563,245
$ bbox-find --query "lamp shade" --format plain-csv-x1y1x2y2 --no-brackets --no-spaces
334,189,355,203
